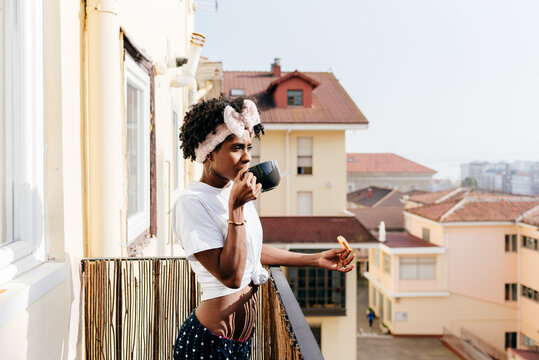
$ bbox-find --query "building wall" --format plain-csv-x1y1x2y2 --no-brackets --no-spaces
0,1,194,358
307,264,357,360
445,225,518,305
519,225,539,347
259,130,347,216
347,172,433,192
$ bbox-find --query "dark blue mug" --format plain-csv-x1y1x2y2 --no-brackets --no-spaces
247,160,281,193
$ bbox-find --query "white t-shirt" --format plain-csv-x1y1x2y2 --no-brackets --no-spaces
172,180,268,301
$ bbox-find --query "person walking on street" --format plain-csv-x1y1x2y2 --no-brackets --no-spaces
368,310,375,327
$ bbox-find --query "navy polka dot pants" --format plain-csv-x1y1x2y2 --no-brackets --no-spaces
173,310,252,360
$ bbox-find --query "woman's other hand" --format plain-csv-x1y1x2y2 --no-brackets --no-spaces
316,248,355,273
229,167,262,210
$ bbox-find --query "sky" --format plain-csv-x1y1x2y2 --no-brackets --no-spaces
195,0,539,180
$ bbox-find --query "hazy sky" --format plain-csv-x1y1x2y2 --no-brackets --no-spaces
195,0,539,179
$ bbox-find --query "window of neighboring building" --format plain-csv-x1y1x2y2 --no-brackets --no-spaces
125,54,151,242
373,249,380,268
522,334,537,349
383,252,391,274
386,299,392,322
297,191,313,215
505,332,517,349
347,183,355,193
522,285,539,303
230,88,245,96
505,283,517,301
347,156,355,162
287,89,303,106
522,235,539,251
0,0,47,284
297,137,313,175
422,227,430,242
505,234,517,252
287,262,346,315
399,257,436,280
371,285,377,306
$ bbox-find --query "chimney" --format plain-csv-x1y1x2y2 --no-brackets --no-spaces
272,58,281,77
378,221,386,242
367,187,372,198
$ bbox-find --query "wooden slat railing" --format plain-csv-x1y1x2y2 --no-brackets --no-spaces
82,258,323,359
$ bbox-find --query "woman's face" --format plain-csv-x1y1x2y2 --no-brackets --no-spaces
210,131,253,181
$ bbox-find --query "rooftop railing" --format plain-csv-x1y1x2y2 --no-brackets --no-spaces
82,257,324,359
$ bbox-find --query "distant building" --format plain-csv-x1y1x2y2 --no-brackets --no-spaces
460,161,539,195
347,153,436,192
365,190,539,358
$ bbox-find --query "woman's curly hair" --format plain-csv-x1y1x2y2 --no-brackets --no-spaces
179,95,264,162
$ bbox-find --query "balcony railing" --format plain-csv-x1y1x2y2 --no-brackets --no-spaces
82,257,324,359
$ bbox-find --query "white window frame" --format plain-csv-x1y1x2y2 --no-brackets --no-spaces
399,257,436,280
0,0,46,286
383,252,391,274
297,191,313,215
124,55,150,242
297,137,313,175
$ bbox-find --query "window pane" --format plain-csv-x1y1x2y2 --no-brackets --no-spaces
1,4,12,247
127,83,140,215
399,257,416,279
297,191,312,215
417,257,436,279
297,137,312,156
287,90,303,106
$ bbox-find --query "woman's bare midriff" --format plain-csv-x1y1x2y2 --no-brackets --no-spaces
195,283,258,341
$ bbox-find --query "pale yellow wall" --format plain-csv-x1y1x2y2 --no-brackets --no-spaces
1,0,194,359
519,225,539,346
0,281,70,359
446,225,518,305
404,213,445,246
306,263,357,360
259,130,347,216
368,284,516,353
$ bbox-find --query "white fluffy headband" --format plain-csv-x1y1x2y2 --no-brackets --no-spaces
194,99,261,163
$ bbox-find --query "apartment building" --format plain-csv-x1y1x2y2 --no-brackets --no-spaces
0,1,197,357
224,59,371,359
365,192,539,358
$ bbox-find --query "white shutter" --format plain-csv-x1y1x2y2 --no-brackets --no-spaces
297,191,312,215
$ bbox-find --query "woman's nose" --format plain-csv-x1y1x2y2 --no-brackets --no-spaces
241,148,251,163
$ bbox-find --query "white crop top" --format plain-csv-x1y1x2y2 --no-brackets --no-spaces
172,180,268,301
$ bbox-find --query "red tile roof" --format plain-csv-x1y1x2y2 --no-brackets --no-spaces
348,207,404,231
347,153,436,174
224,71,368,124
508,349,539,360
522,207,539,227
407,188,537,205
267,70,320,92
346,186,393,207
260,216,377,244
407,198,539,223
378,232,438,248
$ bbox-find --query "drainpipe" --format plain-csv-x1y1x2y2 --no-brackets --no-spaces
286,129,291,215
171,32,205,105
86,0,123,257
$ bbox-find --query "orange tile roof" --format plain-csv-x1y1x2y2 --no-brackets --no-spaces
224,71,368,124
408,188,536,205
346,153,436,174
379,232,438,248
507,349,539,360
407,198,539,223
522,207,539,227
259,216,377,244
